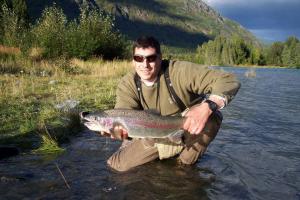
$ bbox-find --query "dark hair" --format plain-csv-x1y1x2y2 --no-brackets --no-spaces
133,36,161,55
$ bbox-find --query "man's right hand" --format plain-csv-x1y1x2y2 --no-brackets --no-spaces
100,125,128,140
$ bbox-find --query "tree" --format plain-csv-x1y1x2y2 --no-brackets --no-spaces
281,45,291,66
295,43,300,67
281,36,300,66
196,35,259,66
266,42,284,66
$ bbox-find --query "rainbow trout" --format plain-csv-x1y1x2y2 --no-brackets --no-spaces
80,109,186,144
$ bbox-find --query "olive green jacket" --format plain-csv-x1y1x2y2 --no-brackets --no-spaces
115,60,240,115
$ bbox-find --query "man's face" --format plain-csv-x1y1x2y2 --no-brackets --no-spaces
133,47,162,82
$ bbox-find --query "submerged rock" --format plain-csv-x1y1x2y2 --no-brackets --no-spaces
245,68,256,78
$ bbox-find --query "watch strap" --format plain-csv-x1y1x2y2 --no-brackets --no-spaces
205,99,218,113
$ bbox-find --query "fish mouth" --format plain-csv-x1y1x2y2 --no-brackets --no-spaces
79,111,90,120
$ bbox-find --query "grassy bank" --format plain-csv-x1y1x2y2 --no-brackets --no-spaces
0,55,132,154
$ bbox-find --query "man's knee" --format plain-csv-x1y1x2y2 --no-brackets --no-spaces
107,154,131,172
178,143,207,165
106,139,158,172
179,111,222,164
184,111,222,147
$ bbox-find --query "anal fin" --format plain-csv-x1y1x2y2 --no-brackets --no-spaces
167,129,184,144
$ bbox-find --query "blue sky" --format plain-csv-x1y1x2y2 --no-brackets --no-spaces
203,0,300,42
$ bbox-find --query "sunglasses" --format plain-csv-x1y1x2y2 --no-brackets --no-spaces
133,54,158,63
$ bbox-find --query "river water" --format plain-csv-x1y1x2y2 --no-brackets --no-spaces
1,67,300,199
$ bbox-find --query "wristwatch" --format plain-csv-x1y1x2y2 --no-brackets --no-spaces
204,99,218,113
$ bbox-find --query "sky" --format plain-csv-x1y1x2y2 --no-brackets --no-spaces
203,0,300,43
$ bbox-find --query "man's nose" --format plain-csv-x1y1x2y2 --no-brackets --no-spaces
141,59,149,68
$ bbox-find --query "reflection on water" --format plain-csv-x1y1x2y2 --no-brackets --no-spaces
1,67,300,199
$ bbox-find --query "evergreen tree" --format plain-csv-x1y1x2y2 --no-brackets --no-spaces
285,36,299,47
196,35,259,66
266,42,284,66
281,45,291,66
231,35,250,65
221,40,230,65
295,43,300,67
280,36,300,66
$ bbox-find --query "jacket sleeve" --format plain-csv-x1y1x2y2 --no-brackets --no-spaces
172,61,241,105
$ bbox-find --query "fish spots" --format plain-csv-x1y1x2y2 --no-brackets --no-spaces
133,120,179,130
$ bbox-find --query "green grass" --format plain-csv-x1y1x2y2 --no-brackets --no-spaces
0,56,132,154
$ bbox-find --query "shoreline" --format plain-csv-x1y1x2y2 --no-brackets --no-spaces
209,64,299,69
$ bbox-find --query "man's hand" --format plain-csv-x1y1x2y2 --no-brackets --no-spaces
183,103,213,134
100,125,128,140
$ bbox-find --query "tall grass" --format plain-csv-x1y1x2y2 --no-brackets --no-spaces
0,45,21,55
0,56,132,153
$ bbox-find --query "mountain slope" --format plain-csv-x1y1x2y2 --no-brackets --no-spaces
27,0,259,50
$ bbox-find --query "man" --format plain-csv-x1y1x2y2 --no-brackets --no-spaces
105,36,240,171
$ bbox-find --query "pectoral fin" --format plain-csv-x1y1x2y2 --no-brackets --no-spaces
167,130,184,144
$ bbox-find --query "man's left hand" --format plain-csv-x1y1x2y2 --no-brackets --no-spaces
182,103,213,134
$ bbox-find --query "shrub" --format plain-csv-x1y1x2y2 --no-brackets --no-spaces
31,5,68,59
1,2,129,60
65,7,128,60
0,3,26,47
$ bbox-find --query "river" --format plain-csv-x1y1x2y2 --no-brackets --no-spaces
0,67,299,199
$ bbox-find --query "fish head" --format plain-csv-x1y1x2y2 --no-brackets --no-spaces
79,111,113,133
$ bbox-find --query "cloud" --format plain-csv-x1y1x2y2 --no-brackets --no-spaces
203,0,300,41
215,2,300,29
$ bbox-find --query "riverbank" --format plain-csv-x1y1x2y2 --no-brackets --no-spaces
0,57,132,155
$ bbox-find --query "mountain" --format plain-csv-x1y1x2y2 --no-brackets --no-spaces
26,0,260,50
